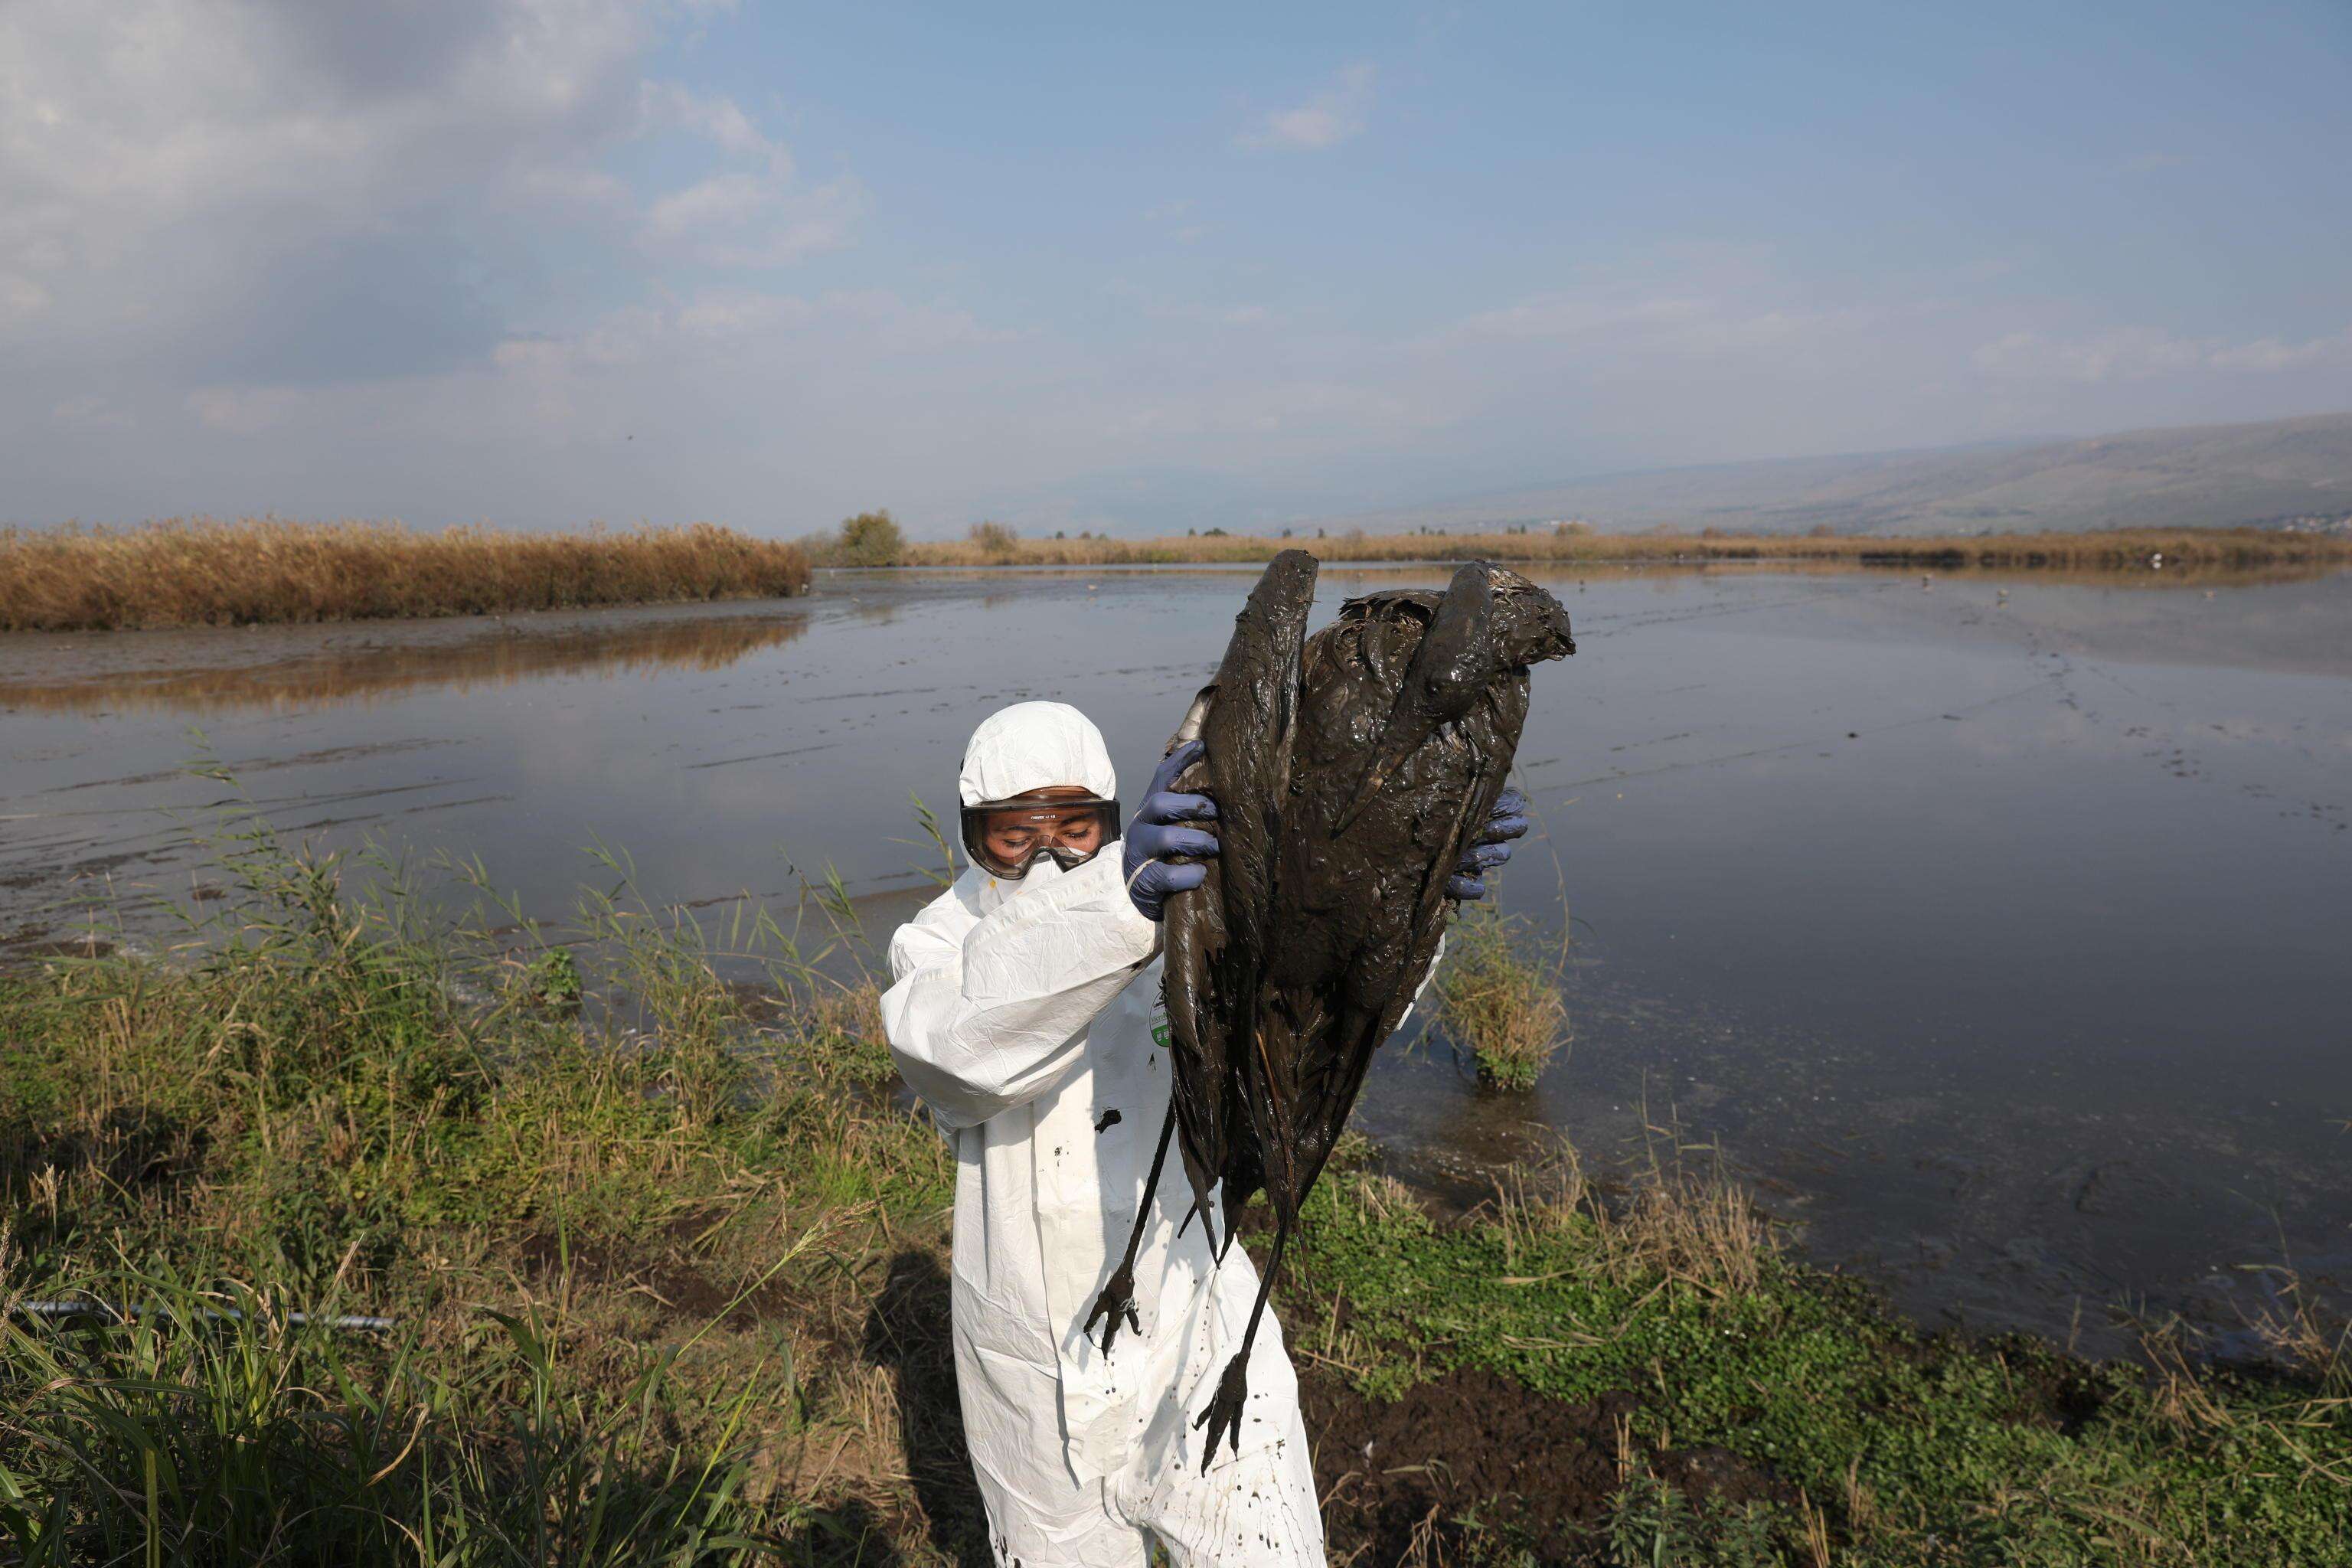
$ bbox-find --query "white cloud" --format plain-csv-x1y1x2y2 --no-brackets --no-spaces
0,0,652,379
0,0,647,241
0,11,2338,538
2206,330,2352,372
0,0,855,356
645,171,780,239
639,80,788,170
634,72,858,270
1239,61,1375,152
680,177,866,268
0,0,869,477
0,0,916,524
1975,325,2352,381
1456,293,1710,340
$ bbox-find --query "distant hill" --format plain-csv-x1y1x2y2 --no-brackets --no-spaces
1308,413,2352,537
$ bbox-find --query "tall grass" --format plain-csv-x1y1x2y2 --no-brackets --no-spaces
962,521,1019,564
0,1268,801,1565
1434,903,1569,1091
0,520,812,633
0,807,955,1563
886,524,2352,572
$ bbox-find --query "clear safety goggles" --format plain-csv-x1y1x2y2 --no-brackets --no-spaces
959,795,1121,879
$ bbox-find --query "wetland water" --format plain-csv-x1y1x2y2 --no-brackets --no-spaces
4,564,2347,1354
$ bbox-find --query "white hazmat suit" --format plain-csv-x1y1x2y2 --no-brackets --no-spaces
882,702,1325,1567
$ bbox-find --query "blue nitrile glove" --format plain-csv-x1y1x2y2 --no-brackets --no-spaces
1449,787,1530,900
1123,740,1220,921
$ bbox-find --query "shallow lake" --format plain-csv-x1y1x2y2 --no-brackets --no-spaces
5,562,2347,1355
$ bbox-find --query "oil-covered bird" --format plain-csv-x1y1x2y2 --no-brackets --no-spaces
1084,550,1574,1465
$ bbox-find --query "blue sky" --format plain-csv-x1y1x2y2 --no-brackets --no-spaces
4,1,2347,534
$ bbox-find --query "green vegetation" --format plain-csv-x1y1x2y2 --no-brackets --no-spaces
1289,1158,2351,1565
964,521,1018,562
0,520,812,632
1,814,2343,1565
1436,903,1569,1090
811,511,906,568
0,825,956,1563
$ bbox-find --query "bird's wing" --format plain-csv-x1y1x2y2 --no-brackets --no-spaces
1388,672,1534,1036
1334,588,1443,625
1297,670,1534,1204
1159,687,1229,1243
1162,549,1319,1246
1334,562,1498,831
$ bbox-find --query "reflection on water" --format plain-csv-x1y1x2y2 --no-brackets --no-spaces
0,610,808,716
3,566,2347,1355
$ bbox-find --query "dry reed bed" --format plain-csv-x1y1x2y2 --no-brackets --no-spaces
0,519,812,632
897,524,2352,571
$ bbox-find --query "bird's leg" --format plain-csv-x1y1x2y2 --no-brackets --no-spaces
1084,1105,1177,1355
1193,1218,1289,1469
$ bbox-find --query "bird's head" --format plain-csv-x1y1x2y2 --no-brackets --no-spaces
1485,567,1576,668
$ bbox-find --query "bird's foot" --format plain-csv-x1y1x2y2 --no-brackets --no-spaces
1192,1351,1250,1469
1083,1261,1142,1355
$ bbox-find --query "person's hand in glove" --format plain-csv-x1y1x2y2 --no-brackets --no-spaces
1448,787,1531,900
1122,740,1219,921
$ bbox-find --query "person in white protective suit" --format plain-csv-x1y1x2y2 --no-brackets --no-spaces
881,701,1529,1567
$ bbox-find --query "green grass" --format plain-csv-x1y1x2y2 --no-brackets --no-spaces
0,1268,811,1565
1434,903,1569,1091
1287,1162,2352,1566
0,821,956,1564
2,808,2343,1566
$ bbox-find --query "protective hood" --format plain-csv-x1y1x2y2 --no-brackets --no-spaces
956,702,1119,913
959,701,1118,808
